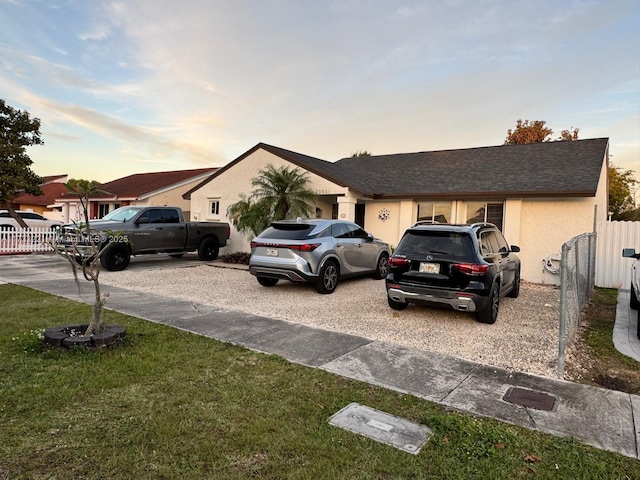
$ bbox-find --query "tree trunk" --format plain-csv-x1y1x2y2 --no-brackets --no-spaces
84,276,105,335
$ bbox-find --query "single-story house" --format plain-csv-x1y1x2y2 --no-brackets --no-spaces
185,138,609,285
55,168,217,223
12,174,69,217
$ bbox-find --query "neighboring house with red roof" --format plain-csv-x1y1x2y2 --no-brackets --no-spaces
55,168,216,223
12,175,69,218
184,139,609,285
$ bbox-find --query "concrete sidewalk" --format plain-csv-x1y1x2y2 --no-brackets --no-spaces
1,255,638,459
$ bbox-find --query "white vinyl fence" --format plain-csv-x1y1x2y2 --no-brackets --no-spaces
0,228,56,254
595,220,640,289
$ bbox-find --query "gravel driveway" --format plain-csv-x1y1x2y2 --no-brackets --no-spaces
100,262,561,378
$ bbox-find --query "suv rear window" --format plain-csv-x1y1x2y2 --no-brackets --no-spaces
397,230,473,258
258,223,316,240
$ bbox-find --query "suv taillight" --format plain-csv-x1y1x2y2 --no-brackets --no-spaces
452,263,489,275
388,256,411,267
251,241,320,252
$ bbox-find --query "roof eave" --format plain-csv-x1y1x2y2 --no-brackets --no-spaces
371,190,597,200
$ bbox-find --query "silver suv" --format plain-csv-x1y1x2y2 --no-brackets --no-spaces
249,219,391,294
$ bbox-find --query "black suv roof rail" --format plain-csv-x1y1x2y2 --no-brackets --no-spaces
469,222,498,229
408,221,498,229
411,220,440,227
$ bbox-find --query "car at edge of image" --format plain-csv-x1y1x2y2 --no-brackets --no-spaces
0,210,64,230
622,247,639,339
249,218,391,294
385,222,521,324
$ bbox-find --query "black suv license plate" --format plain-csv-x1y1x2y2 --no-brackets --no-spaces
419,262,440,274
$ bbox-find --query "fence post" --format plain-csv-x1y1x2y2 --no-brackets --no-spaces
589,233,596,291
557,242,569,378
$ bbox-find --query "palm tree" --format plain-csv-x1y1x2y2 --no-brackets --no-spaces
227,164,317,237
226,193,270,238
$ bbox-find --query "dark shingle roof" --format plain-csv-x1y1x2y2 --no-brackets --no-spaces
185,138,608,200
333,138,609,198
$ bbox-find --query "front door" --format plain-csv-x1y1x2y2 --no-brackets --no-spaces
355,204,365,228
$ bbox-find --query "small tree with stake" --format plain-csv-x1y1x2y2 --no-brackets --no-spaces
50,181,119,337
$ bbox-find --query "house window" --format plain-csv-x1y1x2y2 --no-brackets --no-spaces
466,202,504,230
417,203,451,224
209,200,220,217
98,204,110,218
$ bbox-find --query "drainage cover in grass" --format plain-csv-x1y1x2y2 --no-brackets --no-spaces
328,403,432,454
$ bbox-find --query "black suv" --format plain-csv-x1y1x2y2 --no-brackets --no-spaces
385,223,521,324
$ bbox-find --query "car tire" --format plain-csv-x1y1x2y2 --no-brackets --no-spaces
197,237,219,261
316,260,339,294
257,276,279,287
100,243,130,272
476,282,499,324
631,283,639,310
373,253,390,280
507,268,520,298
387,295,408,310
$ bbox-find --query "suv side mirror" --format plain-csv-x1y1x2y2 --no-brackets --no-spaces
511,245,520,253
623,248,638,258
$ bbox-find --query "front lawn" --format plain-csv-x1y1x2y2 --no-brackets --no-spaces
1,284,637,479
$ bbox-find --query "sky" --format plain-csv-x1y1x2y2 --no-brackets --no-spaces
1,0,639,184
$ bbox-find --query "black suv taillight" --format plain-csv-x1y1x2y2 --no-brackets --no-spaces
452,263,489,275
388,256,411,268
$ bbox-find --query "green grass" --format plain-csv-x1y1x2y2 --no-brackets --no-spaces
584,288,640,370
1,284,638,479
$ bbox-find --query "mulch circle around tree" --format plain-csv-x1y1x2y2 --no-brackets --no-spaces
43,324,126,349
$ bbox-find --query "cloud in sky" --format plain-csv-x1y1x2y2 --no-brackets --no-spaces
0,0,638,182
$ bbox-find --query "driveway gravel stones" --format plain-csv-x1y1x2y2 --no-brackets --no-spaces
100,264,561,378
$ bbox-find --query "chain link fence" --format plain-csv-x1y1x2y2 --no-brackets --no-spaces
557,232,597,378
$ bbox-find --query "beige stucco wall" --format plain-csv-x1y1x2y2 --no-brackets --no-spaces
595,154,609,223
518,197,598,285
190,149,347,252
141,177,208,214
189,147,608,285
360,195,602,285
362,200,409,248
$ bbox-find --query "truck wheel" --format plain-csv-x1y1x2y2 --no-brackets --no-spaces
198,237,219,261
100,243,130,271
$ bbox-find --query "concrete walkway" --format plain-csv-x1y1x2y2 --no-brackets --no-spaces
0,254,638,459
614,289,640,362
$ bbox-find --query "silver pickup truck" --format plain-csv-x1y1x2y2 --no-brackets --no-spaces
60,206,230,271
